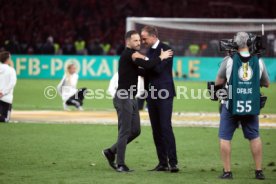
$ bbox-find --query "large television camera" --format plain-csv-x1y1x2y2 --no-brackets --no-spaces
219,33,265,56
209,33,267,111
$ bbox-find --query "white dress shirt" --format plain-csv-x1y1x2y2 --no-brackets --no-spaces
108,72,145,98
152,39,160,49
0,63,17,104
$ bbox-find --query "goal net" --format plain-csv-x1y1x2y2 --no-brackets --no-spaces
126,18,276,57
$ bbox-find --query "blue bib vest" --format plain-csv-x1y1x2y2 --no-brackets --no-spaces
227,53,260,115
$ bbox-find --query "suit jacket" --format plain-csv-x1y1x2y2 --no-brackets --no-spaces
146,42,176,99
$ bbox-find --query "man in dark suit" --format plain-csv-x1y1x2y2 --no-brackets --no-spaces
141,26,179,173
102,30,173,173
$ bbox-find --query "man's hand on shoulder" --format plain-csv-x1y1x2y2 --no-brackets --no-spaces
159,49,173,61
132,52,147,61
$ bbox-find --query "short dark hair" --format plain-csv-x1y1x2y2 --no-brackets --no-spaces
0,51,10,63
141,26,158,37
125,30,139,40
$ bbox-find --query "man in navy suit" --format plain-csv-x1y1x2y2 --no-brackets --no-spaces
141,26,179,173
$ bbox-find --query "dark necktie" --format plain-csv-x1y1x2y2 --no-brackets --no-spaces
148,48,155,59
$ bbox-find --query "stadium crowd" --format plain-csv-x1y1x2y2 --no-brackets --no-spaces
0,0,275,56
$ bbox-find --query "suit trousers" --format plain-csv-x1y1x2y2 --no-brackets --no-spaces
147,97,178,166
110,96,141,165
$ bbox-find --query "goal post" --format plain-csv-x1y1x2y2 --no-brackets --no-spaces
126,17,276,57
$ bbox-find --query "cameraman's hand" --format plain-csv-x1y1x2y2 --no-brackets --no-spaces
132,52,146,61
159,49,173,61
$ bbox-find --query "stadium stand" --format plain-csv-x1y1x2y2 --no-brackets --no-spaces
0,0,275,56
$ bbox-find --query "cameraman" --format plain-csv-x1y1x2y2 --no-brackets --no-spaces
215,32,269,180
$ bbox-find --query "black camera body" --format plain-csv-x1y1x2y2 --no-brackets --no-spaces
207,82,228,101
219,33,265,56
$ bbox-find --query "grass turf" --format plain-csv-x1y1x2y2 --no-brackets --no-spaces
13,79,276,113
0,124,276,184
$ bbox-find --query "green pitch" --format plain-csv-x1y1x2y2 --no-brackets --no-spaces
13,79,276,113
0,124,276,184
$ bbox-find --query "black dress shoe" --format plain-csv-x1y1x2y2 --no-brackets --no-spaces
219,169,233,179
255,170,265,180
102,149,116,170
117,165,134,172
170,165,179,173
149,164,169,171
